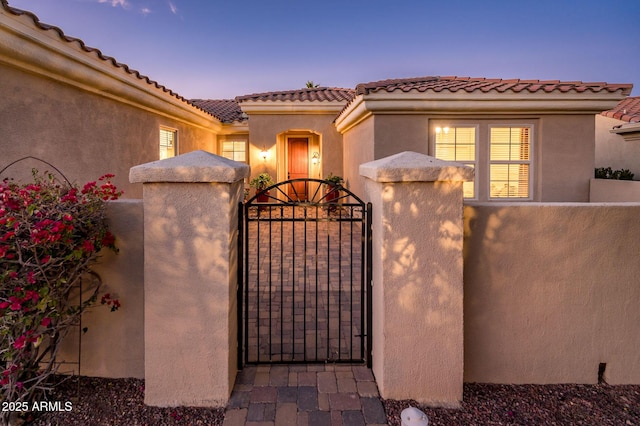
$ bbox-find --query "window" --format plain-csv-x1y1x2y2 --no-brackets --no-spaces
434,126,477,198
221,141,247,162
489,127,531,198
432,122,534,201
160,128,177,159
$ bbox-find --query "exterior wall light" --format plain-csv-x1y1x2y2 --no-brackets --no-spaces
260,147,269,161
312,152,320,165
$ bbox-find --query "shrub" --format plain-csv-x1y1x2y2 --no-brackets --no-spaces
0,170,121,419
595,167,635,180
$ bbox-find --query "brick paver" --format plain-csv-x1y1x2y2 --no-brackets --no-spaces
223,364,387,425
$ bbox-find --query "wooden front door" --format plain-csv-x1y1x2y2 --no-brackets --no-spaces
287,138,308,200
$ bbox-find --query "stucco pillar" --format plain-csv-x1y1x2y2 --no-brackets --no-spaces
359,151,473,407
130,150,249,407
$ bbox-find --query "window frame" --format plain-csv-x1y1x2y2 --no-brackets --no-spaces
430,120,536,201
159,127,178,160
487,124,534,201
432,124,479,200
219,139,249,163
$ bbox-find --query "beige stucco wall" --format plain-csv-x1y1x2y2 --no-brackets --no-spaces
342,113,596,202
464,202,640,384
538,115,595,201
0,63,217,198
59,200,145,379
590,178,640,202
244,113,343,183
595,114,640,175
342,117,375,197
361,152,471,406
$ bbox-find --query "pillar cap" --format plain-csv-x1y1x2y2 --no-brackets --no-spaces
130,150,250,184
359,151,474,183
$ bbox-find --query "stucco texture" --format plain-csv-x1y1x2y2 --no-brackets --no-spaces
362,153,469,406
58,200,145,379
464,203,640,385
0,63,216,198
595,114,640,174
141,180,242,407
245,114,343,183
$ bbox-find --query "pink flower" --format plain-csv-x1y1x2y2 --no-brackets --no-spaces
41,317,51,327
82,240,95,253
13,335,26,349
0,301,9,309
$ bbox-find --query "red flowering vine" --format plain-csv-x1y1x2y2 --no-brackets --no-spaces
0,169,122,415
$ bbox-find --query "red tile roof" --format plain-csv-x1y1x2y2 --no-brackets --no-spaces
236,87,355,103
600,97,640,123
355,76,633,96
1,1,216,119
190,99,246,123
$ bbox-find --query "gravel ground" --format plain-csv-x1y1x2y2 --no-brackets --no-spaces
384,383,640,426
20,377,640,425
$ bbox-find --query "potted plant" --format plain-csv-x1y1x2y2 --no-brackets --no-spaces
324,173,343,204
249,172,274,202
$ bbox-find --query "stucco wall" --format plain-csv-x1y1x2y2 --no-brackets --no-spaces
342,113,597,202
59,200,144,378
245,113,343,183
342,117,375,198
374,115,430,159
595,114,640,175
0,62,217,198
464,202,640,385
539,115,595,201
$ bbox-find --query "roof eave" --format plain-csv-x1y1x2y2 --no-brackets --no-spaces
610,122,640,142
239,100,349,115
335,90,630,134
0,6,222,132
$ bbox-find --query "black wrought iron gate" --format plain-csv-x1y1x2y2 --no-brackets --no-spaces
238,179,372,367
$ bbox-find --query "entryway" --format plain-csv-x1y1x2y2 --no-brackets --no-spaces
238,179,372,367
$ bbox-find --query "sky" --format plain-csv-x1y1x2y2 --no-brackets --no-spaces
7,0,640,100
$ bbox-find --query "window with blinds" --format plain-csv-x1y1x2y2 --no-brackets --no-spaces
221,141,247,163
159,128,176,160
489,127,531,198
434,126,477,198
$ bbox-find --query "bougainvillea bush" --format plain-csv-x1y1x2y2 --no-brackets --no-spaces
0,170,121,417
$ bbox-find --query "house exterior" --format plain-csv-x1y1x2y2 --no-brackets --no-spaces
1,1,633,203
3,1,640,406
0,2,220,198
596,96,640,171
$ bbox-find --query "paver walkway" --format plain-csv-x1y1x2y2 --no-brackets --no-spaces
223,364,388,426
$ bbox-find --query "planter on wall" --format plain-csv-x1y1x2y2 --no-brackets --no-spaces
590,178,640,202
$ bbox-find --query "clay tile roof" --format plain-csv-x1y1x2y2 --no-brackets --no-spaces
1,0,216,119
236,87,355,103
190,99,246,123
601,97,640,123
355,76,633,96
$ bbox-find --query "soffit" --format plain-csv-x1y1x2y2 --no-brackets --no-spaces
0,1,221,131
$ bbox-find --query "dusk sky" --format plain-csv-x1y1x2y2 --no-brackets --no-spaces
8,0,640,99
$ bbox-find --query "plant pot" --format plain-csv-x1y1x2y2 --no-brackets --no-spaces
256,190,270,203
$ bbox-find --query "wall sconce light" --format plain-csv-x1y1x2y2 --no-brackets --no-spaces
311,152,320,165
260,147,269,161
